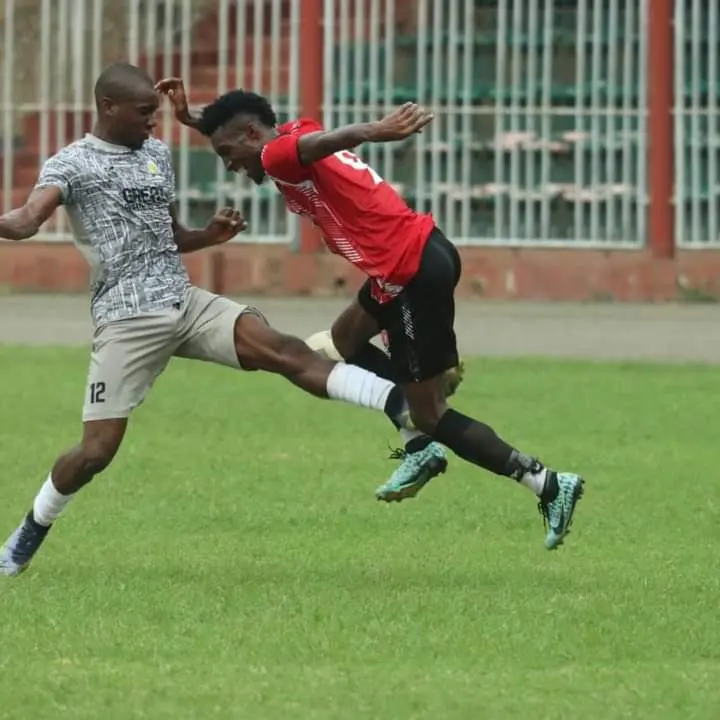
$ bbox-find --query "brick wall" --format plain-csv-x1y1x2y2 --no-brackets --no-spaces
2,242,720,302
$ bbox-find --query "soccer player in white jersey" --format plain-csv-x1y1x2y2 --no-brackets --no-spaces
0,63,419,577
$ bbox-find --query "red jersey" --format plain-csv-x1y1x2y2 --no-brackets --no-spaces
260,118,435,303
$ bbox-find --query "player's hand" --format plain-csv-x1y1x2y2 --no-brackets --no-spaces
369,102,434,142
205,208,248,245
155,77,191,121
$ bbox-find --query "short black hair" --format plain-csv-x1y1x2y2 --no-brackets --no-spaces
94,62,153,107
197,90,278,137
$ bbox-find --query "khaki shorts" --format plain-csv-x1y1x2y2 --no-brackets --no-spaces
83,287,262,421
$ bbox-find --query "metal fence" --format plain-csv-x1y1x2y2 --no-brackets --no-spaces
0,0,714,249
674,0,720,247
0,0,301,244
324,0,648,247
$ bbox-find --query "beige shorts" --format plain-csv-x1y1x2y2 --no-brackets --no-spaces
83,287,262,421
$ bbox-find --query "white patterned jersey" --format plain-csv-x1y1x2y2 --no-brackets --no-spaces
35,134,190,325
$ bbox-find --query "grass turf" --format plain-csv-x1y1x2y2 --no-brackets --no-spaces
0,347,718,719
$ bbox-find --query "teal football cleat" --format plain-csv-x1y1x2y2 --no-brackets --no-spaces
375,441,448,502
538,473,585,550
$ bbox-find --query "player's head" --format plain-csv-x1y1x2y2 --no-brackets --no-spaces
197,90,278,185
94,63,159,150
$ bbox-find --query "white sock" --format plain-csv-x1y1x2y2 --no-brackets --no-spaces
33,474,74,526
326,363,394,411
400,428,425,444
519,467,547,497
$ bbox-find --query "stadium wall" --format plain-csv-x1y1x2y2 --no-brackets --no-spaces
1,0,718,302
4,243,720,302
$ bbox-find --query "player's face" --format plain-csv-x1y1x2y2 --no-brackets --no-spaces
210,126,266,185
102,87,159,150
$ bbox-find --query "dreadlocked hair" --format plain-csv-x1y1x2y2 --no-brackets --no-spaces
197,90,278,137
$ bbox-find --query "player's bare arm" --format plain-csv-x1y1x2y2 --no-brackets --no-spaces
170,204,247,253
0,187,62,240
296,102,434,166
155,77,202,130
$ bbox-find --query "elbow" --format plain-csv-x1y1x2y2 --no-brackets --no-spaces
11,221,40,241
20,220,41,240
0,227,37,242
0,213,41,241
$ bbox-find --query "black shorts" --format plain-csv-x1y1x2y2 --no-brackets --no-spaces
358,228,461,383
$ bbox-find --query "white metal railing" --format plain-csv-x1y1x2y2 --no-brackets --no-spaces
0,0,300,244
2,0,663,249
674,0,720,247
323,0,648,247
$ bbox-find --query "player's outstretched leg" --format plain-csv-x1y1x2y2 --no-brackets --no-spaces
375,380,584,549
306,329,465,399
0,420,125,575
233,313,416,429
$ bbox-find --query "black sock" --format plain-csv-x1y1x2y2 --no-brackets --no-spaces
405,435,433,453
540,472,559,503
346,343,398,383
433,408,543,480
383,385,408,430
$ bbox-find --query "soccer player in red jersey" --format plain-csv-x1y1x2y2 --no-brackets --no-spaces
157,79,584,549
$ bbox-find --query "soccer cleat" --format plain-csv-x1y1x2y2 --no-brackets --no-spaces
538,473,585,550
0,513,51,576
375,441,449,502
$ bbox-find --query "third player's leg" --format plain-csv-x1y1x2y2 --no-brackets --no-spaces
305,284,464,397
327,291,397,379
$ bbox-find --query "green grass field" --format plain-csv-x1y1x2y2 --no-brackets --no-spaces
0,347,719,719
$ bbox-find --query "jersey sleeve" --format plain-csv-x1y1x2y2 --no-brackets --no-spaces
261,134,309,184
34,151,78,205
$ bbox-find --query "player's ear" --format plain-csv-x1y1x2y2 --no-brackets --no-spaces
99,97,116,117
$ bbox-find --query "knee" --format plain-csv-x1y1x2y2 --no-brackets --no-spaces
442,363,464,398
235,313,325,376
304,329,345,361
409,402,447,436
304,326,365,363
329,319,366,360
257,330,326,378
